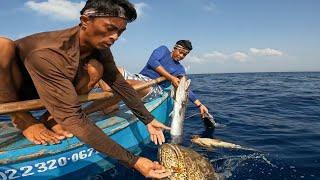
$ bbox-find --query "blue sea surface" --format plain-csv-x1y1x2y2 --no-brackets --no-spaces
98,72,320,180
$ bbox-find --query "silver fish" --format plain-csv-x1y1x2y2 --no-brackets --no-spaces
158,143,218,180
170,76,190,138
191,135,257,151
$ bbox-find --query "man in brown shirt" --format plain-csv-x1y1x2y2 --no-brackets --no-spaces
0,0,171,178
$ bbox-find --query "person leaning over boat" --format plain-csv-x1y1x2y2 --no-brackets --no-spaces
90,41,210,117
139,40,210,118
94,41,210,117
0,0,171,178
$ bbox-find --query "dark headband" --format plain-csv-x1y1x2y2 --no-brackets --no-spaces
174,44,191,53
83,7,127,20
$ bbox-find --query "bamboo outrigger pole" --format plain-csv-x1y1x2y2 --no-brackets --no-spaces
0,77,166,115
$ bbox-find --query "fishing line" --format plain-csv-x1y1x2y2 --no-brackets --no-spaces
185,113,202,119
185,112,217,128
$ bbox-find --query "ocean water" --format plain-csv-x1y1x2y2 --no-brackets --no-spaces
98,72,320,180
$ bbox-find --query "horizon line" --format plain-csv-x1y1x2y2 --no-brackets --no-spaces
189,70,320,75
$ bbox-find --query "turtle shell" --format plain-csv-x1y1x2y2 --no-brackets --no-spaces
158,143,217,180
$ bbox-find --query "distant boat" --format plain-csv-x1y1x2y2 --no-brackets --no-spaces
0,90,173,180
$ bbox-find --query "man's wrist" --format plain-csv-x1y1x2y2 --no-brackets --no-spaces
197,103,203,108
132,156,141,169
146,119,155,125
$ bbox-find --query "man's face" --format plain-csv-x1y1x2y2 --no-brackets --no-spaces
171,47,190,61
82,16,127,49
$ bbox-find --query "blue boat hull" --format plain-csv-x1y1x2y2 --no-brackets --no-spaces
0,91,173,179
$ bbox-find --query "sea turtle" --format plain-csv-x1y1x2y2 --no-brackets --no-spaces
158,143,217,180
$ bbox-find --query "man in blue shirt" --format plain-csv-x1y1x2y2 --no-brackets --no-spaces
84,40,210,119
140,40,209,117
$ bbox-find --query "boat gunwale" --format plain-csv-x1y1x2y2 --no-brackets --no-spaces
0,91,170,164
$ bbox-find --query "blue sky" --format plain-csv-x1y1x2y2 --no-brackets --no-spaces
1,0,319,74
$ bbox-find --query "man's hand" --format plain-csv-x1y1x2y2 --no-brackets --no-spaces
133,157,171,179
199,104,209,118
170,76,180,88
147,119,170,145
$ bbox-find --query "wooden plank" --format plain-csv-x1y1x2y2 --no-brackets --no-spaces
0,77,166,115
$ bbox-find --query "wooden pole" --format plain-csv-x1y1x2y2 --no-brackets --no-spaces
0,77,166,115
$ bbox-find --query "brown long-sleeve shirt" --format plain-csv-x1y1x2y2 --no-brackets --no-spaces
14,26,154,167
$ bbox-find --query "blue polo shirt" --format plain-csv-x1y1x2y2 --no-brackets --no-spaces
140,46,198,104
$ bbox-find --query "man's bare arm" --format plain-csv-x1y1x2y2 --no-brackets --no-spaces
154,65,180,87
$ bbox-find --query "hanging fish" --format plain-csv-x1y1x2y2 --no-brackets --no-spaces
170,76,190,143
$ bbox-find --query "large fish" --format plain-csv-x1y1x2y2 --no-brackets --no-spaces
158,143,218,180
191,135,256,151
170,76,190,140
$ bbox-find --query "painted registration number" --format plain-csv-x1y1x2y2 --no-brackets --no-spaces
0,148,98,180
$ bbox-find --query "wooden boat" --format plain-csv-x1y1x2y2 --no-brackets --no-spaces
0,78,173,179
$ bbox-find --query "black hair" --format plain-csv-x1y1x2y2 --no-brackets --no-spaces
80,0,137,23
176,40,193,51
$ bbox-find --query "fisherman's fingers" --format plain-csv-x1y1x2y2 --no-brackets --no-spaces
174,82,180,87
153,168,169,174
200,107,208,118
201,108,207,115
152,162,164,169
158,123,171,130
150,134,155,144
152,128,164,145
153,134,158,145
158,131,165,145
203,107,209,114
148,170,172,179
171,78,180,88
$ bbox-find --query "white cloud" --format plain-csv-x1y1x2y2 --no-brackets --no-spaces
186,55,204,63
186,47,284,64
231,52,249,62
25,0,85,21
250,48,284,56
25,1,148,21
203,51,228,60
134,3,148,18
186,51,249,63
